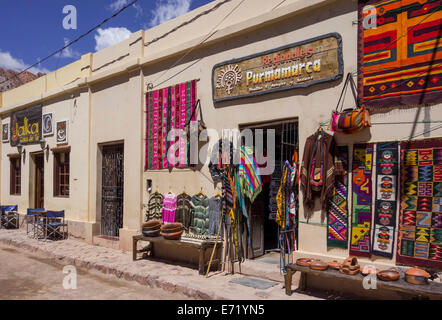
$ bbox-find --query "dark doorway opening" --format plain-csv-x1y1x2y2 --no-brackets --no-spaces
240,119,298,259
101,144,124,237
34,153,44,208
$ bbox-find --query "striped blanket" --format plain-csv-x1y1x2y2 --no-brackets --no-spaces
238,146,262,203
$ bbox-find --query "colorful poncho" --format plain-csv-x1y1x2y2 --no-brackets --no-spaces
238,146,262,203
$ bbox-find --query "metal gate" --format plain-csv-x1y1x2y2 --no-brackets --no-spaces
101,144,124,237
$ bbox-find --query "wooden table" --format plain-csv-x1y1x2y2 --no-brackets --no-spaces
285,264,442,299
133,235,223,275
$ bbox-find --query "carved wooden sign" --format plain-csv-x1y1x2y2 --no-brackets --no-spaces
212,33,343,102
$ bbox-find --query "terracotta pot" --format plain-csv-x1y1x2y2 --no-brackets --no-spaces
142,229,161,237
296,258,314,267
360,265,379,276
143,224,161,231
161,222,183,231
160,226,183,234
142,220,161,229
327,260,341,270
377,269,400,281
339,256,360,275
309,260,328,271
161,230,182,240
405,267,430,285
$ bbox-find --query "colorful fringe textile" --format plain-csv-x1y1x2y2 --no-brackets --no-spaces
238,146,262,203
397,138,442,269
358,0,442,108
350,144,374,257
327,146,349,249
372,142,399,258
145,80,196,169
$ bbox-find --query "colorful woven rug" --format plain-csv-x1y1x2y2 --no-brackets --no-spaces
327,146,349,249
397,138,442,269
145,80,196,169
358,0,442,108
350,144,374,257
372,142,399,258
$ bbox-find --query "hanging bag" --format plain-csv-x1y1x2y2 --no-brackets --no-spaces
184,99,207,137
329,73,371,134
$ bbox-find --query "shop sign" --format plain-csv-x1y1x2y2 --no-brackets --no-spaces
212,33,343,102
10,105,42,146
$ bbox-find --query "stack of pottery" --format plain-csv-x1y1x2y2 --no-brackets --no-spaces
141,220,161,237
339,257,360,275
161,222,183,240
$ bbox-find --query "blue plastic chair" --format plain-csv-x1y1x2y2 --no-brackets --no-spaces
41,210,68,240
0,205,19,229
26,208,45,238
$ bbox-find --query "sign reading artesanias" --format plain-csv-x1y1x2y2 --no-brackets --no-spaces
10,105,42,146
212,33,343,102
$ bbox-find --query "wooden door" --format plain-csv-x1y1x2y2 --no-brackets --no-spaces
249,194,265,258
101,144,124,237
35,154,44,208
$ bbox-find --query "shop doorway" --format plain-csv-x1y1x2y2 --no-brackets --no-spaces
34,153,44,208
101,144,124,237
240,119,298,259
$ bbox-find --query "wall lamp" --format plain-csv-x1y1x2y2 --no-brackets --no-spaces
40,139,49,151
17,142,26,157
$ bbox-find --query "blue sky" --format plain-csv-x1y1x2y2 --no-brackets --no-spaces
0,0,214,74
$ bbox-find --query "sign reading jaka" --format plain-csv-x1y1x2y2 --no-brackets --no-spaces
212,33,343,102
10,105,42,146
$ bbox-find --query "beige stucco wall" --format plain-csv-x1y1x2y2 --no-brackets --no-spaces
0,0,441,266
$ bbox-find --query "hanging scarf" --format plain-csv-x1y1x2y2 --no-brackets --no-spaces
309,130,325,192
239,146,262,203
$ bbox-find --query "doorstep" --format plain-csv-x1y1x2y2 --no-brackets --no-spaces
93,235,120,250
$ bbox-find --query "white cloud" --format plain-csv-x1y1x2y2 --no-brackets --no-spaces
149,0,192,27
55,38,81,59
94,27,132,51
109,0,143,17
0,50,50,74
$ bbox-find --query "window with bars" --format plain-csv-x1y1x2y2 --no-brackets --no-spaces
54,152,70,197
10,157,21,195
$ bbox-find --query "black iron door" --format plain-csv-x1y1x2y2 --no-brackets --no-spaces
101,144,124,237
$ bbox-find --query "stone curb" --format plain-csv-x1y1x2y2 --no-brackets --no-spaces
0,231,229,300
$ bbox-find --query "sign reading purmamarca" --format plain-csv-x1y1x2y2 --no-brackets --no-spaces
10,105,42,146
212,33,343,102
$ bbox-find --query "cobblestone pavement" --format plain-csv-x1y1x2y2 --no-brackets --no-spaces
0,243,190,300
0,229,320,300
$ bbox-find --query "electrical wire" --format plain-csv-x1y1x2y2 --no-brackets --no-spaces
0,0,138,87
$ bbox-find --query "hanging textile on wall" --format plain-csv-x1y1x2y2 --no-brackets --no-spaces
358,1,442,108
397,138,442,269
145,80,196,170
162,192,177,224
350,143,374,257
372,142,399,258
146,191,163,221
327,146,349,249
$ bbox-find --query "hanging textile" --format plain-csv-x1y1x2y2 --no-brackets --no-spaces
176,193,193,231
239,146,262,203
268,162,282,220
146,191,163,221
190,193,210,235
372,142,399,258
162,193,177,224
208,196,223,236
350,143,374,257
145,80,196,170
327,146,349,249
358,0,442,108
300,130,337,218
397,138,442,269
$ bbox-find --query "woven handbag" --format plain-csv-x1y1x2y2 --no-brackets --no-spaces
329,73,371,134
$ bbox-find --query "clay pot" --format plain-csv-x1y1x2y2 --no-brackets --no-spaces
377,268,400,281
405,267,430,285
143,224,161,232
161,222,183,231
296,258,314,267
161,230,183,240
327,260,341,270
339,257,360,275
142,229,161,237
160,226,183,234
142,220,161,228
360,265,379,276
309,260,328,271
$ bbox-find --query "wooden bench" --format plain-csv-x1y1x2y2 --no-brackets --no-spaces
285,264,442,299
133,235,223,275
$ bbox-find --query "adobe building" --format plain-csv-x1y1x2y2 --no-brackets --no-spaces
0,0,441,282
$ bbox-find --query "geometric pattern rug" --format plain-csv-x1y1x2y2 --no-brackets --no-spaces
397,138,442,269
